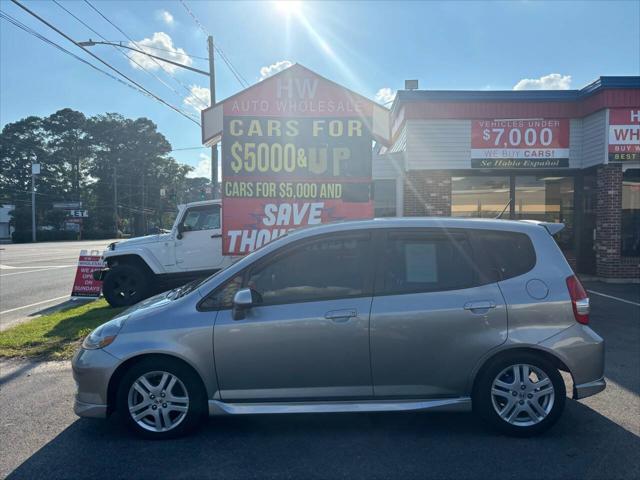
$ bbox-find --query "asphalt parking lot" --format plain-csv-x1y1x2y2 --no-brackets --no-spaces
1,281,638,480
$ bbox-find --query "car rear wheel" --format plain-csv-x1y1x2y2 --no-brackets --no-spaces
117,358,207,439
102,264,151,307
473,352,565,436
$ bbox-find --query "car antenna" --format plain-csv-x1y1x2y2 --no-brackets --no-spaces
495,198,512,219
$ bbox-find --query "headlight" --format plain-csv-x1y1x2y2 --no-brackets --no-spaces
82,316,127,350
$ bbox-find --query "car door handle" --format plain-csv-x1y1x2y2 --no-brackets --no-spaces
211,233,221,238
325,309,357,322
464,301,496,311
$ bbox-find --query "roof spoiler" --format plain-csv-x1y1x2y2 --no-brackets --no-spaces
519,220,565,235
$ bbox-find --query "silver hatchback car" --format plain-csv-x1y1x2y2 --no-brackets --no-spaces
73,218,605,439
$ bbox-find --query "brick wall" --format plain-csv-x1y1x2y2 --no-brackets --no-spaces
403,170,451,216
595,164,640,279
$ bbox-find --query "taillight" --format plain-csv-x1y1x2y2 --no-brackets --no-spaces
566,275,589,324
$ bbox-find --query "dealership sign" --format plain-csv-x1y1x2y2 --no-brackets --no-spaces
471,119,570,168
70,250,103,298
203,64,390,255
608,108,640,162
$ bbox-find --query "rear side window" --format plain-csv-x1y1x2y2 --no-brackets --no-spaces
472,230,536,281
379,233,475,295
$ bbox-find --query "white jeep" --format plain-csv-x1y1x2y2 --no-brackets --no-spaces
95,200,236,307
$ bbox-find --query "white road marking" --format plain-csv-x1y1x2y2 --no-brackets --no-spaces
0,295,70,315
0,266,75,277
588,290,640,307
0,265,74,270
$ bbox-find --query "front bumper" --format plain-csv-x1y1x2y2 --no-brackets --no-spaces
92,268,108,282
539,323,606,400
71,347,120,419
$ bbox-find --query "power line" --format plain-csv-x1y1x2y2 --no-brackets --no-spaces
9,0,200,126
84,0,209,108
52,0,199,111
178,0,249,88
0,10,151,99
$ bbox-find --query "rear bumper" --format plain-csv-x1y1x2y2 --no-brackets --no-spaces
574,377,606,400
539,323,606,400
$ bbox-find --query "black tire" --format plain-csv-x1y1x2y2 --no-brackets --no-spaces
102,263,151,307
473,351,566,437
116,357,207,440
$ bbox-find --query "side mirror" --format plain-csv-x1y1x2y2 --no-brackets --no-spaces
232,288,261,320
176,223,184,240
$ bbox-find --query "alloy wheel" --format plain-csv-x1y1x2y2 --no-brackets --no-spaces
127,371,190,433
490,363,555,427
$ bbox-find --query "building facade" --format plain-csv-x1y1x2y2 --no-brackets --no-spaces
373,77,640,281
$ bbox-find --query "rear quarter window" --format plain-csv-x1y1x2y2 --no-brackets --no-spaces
471,230,536,281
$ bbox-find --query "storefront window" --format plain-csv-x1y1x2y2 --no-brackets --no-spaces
514,176,574,251
621,169,640,257
451,176,510,218
374,179,396,217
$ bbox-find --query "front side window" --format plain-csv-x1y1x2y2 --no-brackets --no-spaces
622,169,640,257
247,234,372,305
379,232,475,295
181,205,221,232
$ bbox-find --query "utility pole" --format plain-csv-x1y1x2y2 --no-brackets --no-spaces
207,35,218,199
113,165,118,237
31,161,40,243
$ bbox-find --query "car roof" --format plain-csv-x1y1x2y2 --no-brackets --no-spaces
287,217,548,238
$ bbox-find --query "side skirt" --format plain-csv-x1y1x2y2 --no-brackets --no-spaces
208,397,471,416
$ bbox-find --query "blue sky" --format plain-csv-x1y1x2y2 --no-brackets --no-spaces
1,0,639,177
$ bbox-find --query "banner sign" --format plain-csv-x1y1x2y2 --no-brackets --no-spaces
471,119,570,168
608,108,640,162
71,250,103,298
221,66,375,255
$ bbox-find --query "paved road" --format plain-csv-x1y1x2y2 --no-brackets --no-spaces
0,282,638,479
0,240,114,330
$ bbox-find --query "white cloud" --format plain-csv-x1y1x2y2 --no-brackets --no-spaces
128,32,191,74
187,153,211,179
183,85,210,112
259,60,293,81
156,10,175,26
513,73,572,90
374,87,396,105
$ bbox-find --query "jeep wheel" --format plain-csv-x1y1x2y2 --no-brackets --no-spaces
102,264,151,307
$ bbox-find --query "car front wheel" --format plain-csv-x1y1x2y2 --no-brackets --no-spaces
473,352,566,436
102,264,151,307
116,358,207,439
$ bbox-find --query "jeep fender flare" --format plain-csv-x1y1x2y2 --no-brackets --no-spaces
103,248,164,275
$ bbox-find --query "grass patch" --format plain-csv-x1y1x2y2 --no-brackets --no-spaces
0,299,124,360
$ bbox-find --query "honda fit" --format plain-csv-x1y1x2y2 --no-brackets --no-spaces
72,218,605,439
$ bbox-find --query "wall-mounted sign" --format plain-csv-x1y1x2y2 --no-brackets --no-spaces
67,209,89,218
609,108,640,162
53,201,82,209
471,119,570,168
216,64,388,255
